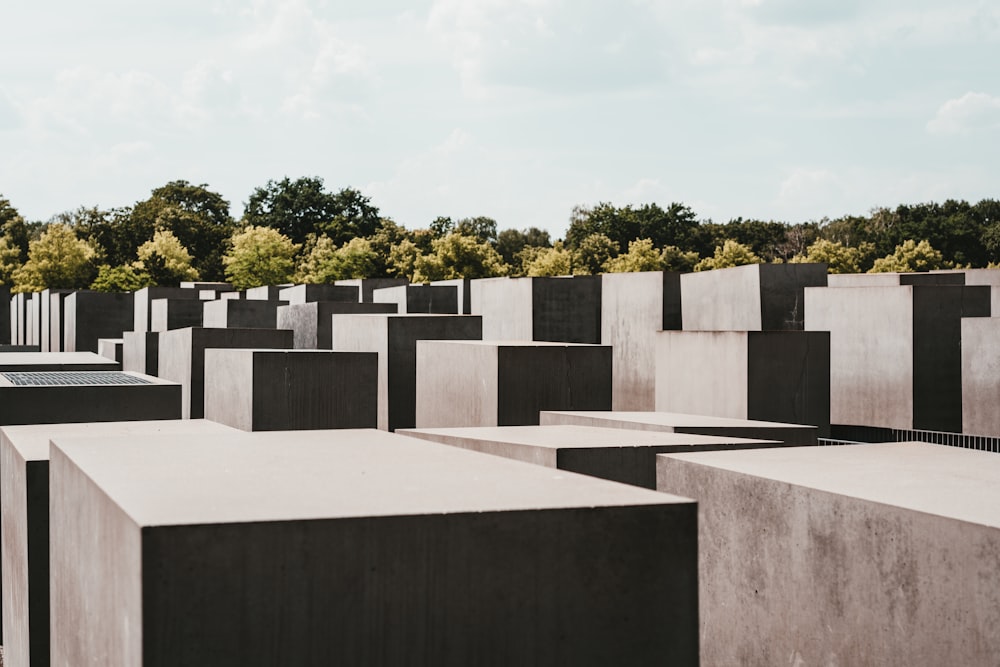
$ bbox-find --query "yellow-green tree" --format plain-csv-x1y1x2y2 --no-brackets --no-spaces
11,224,99,292
0,236,21,285
790,239,873,274
134,230,199,285
869,239,946,273
661,245,700,272
523,242,572,277
694,239,762,272
414,233,509,282
222,225,300,289
603,238,665,273
297,237,378,283
572,233,617,275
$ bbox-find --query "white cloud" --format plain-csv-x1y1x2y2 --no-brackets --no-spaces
927,92,1000,135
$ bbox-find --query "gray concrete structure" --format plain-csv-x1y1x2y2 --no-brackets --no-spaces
416,340,613,428
331,314,482,431
828,271,966,287
12,293,27,346
373,284,458,314
122,331,159,376
961,317,1000,436
471,275,602,344
0,346,39,353
133,287,201,334
0,352,118,372
180,281,232,290
805,284,990,432
202,299,288,329
0,371,181,426
97,338,124,365
158,327,294,419
431,278,471,313
278,284,359,305
655,330,831,436
50,428,697,666
204,349,377,431
64,291,134,353
150,298,204,332
399,424,781,488
601,271,682,410
40,289,72,352
949,268,1000,316
275,301,396,349
540,410,818,445
335,277,408,303
0,419,236,667
25,293,40,347
657,442,1000,666
681,263,828,331
0,285,9,344
244,285,289,300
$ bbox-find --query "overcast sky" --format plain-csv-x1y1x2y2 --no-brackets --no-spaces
2,0,998,237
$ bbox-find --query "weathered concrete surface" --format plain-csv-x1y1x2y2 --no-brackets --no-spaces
122,332,159,375
961,317,1000,436
828,272,966,287
0,285,9,345
331,314,482,430
202,299,288,329
150,298,204,332
0,372,181,426
540,410,818,445
25,293,39,348
0,352,118,372
133,287,201,333
951,268,1000,318
64,291,134,353
655,330,831,436
657,442,1000,667
244,285,290,301
431,278,471,314
50,429,697,666
278,284,359,305
373,284,458,314
157,327,294,419
805,284,990,432
39,290,72,353
0,419,235,667
334,278,408,303
601,271,682,410
97,339,124,365
416,340,613,428
398,424,781,488
204,349,377,430
275,302,397,350
681,263,827,331
471,276,602,344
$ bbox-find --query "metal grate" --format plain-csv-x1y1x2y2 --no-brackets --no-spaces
1,371,153,387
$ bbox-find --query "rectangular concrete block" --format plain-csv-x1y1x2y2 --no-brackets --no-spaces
202,299,288,329
244,285,290,301
655,330,831,436
416,340,613,428
275,301,397,350
334,278,408,303
64,291,134,353
0,419,237,667
828,271,966,287
0,352,119,372
373,284,458,314
961,317,1000,436
122,331,159,376
471,276,602,343
204,349,377,430
431,278,471,314
805,284,990,432
0,285,9,344
656,442,1000,666
39,289,72,352
601,271,682,410
150,298,204,332
540,410,818,445
97,338,124,365
331,314,482,430
398,424,781,488
157,327,294,419
25,293,39,347
278,284,359,305
50,429,698,666
133,287,202,333
681,263,828,331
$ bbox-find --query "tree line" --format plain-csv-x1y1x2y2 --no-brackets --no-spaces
1,177,998,292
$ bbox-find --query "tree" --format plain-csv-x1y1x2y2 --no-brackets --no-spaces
524,242,572,277
11,224,99,292
297,237,378,283
869,239,946,273
91,264,153,292
414,233,509,282
661,245,700,272
573,233,617,275
496,227,553,270
222,225,300,289
604,238,666,273
0,236,21,285
134,230,199,285
454,217,498,245
789,239,874,274
0,196,32,261
693,240,762,272
387,239,422,282
566,202,701,253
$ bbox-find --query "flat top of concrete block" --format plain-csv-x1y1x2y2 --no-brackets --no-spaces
398,425,780,450
661,442,1000,529
0,370,179,389
0,352,119,368
543,411,817,430
420,340,605,348
335,313,474,319
51,429,688,527
1,419,236,462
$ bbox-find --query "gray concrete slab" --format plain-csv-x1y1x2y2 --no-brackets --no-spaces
244,285,290,300
0,346,40,353
334,278,408,303
204,349,377,431
150,298,204,332
64,291,134,354
681,263,827,331
133,287,202,334
656,442,1000,666
0,285,9,345
0,419,236,667
25,293,40,348
416,340,613,428
961,317,1000,436
39,289,72,352
828,272,966,287
157,327,294,419
601,271,682,410
539,410,818,445
278,284,359,305
372,284,458,314
430,278,471,313
471,276,602,344
202,299,288,329
97,338,124,365
0,352,119,372
50,428,697,666
275,301,396,350
122,331,159,376
331,314,482,431
398,424,781,488
655,330,831,436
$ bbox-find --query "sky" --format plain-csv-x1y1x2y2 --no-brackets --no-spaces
1,0,998,238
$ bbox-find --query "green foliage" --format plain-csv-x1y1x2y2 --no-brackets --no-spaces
223,225,300,289
387,238,422,282
297,237,378,283
694,240,762,272
524,242,572,277
414,233,509,282
869,239,946,273
789,239,874,274
604,238,665,273
91,264,153,292
454,217,498,245
366,219,411,277
573,233,618,275
0,236,21,285
0,197,32,262
661,245,700,272
11,224,99,292
566,202,700,253
135,230,199,285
